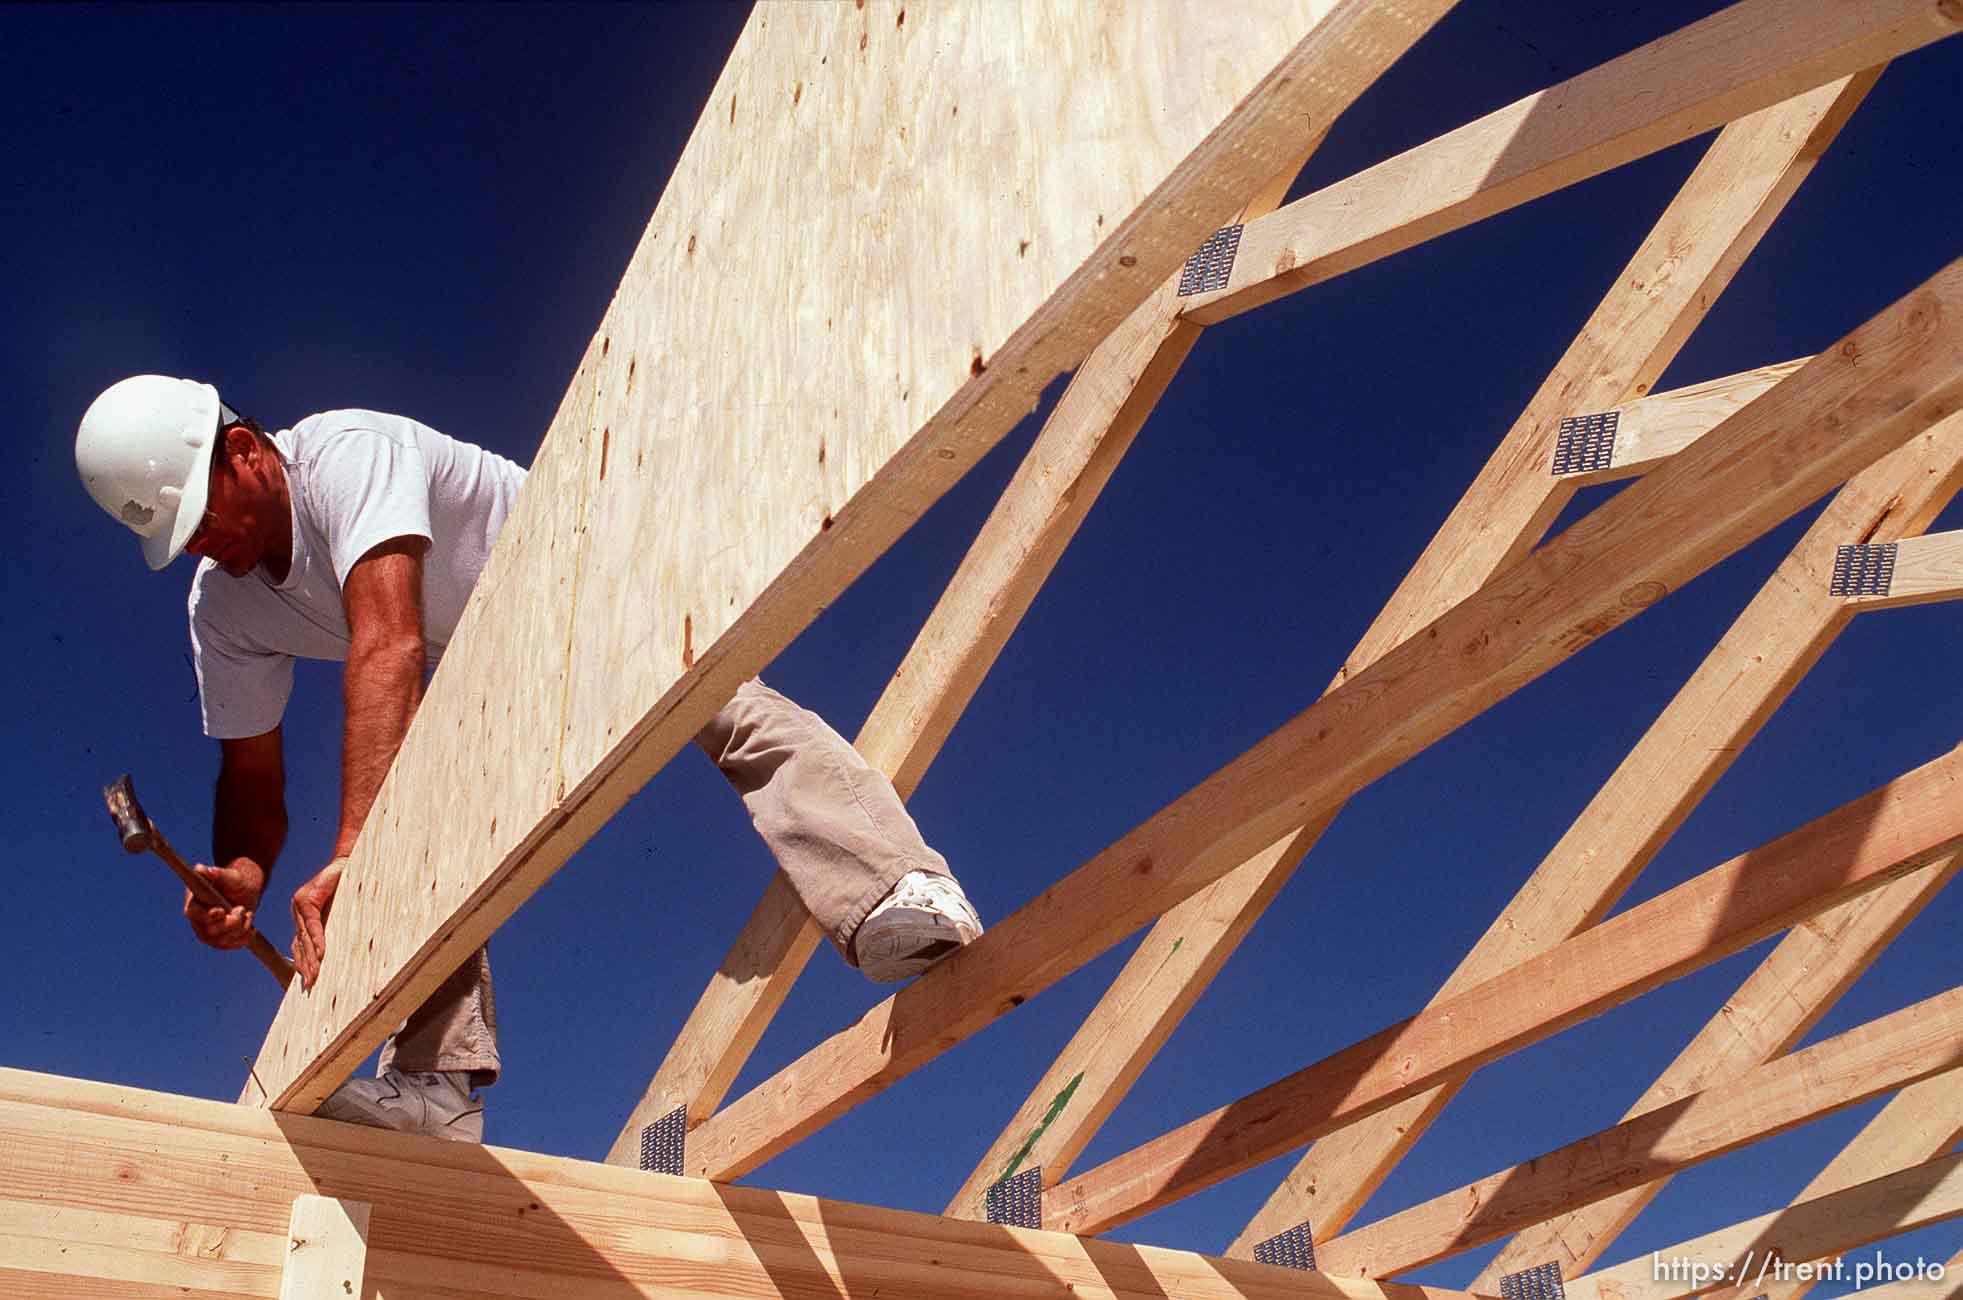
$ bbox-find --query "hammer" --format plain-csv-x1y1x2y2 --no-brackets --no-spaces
103,773,295,990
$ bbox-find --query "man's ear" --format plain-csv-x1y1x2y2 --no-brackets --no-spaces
219,423,258,470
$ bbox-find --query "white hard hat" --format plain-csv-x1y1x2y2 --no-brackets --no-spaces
75,375,232,570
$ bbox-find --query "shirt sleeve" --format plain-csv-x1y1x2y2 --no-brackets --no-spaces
308,426,435,585
189,572,296,739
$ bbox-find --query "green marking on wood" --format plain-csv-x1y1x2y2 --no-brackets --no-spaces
1171,937,1184,956
1000,1072,1084,1182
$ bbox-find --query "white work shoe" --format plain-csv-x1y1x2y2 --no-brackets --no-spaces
853,869,984,983
314,1068,485,1143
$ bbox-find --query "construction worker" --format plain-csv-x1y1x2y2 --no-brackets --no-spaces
75,374,984,1142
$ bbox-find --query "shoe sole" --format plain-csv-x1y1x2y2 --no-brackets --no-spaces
859,937,962,983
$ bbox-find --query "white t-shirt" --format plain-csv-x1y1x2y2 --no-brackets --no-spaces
188,410,526,739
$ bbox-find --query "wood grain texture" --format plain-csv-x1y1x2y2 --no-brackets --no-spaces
1568,1151,1963,1300
1178,0,1961,323
0,1068,1492,1300
277,1196,369,1300
1042,749,1963,1235
241,0,1452,1112
1691,1074,1963,1300
0,1197,283,1298
1305,994,1963,1279
1475,857,1961,1287
689,259,1963,1183
1234,406,1963,1256
1558,359,1812,486
1846,528,1963,610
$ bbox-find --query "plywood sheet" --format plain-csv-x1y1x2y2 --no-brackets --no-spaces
243,0,1448,1109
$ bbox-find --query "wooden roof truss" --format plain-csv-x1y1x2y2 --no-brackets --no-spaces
11,2,1963,1295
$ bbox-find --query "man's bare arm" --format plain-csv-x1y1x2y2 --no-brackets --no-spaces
291,536,429,987
336,538,428,858
187,728,287,949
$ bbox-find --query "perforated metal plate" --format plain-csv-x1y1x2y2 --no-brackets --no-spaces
1550,410,1619,475
1177,224,1243,296
985,1166,1042,1228
1830,541,1897,596
1253,1222,1317,1271
638,1104,688,1175
1500,1261,1567,1300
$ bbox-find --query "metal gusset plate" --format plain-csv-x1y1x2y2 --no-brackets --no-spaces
1550,409,1619,475
1500,1261,1567,1300
1177,224,1244,296
985,1166,1043,1228
1830,541,1897,596
639,1104,688,1175
1253,1221,1317,1271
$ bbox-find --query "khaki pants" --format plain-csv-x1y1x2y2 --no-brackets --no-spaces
377,678,950,1084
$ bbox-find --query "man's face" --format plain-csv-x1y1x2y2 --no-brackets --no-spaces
184,427,283,577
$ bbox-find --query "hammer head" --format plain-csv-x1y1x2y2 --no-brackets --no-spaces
103,773,153,854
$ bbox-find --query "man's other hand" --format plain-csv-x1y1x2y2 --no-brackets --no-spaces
290,857,348,991
185,858,268,950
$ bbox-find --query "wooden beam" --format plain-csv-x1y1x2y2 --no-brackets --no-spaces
1567,1150,1963,1300
0,1068,1492,1300
610,139,1323,1167
1554,360,1809,486
1041,749,1963,1235
240,0,1461,1113
1474,857,1960,1288
1176,0,1963,324
277,1195,369,1300
1233,407,1963,1255
1692,1073,1963,1300
1303,994,1963,1278
1844,529,1963,611
954,71,1878,1224
688,259,1963,1182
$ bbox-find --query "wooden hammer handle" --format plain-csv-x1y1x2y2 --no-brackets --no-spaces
147,826,296,991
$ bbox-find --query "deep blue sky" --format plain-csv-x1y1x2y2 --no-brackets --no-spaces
6,2,1958,1289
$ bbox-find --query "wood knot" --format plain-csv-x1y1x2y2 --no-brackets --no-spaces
1620,580,1668,609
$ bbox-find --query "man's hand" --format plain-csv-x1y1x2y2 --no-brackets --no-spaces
184,858,268,950
290,857,348,991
